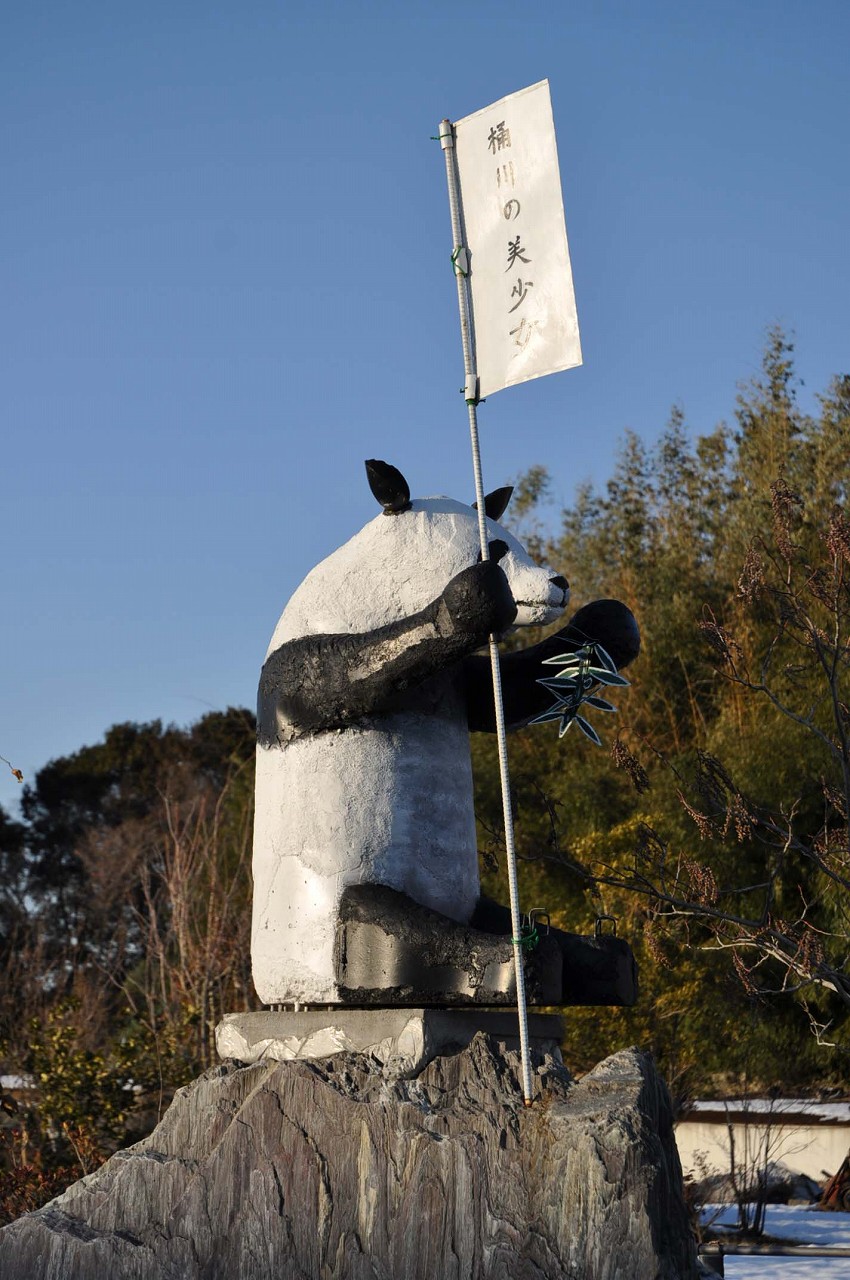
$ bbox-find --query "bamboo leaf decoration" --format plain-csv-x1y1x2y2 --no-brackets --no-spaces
529,643,629,744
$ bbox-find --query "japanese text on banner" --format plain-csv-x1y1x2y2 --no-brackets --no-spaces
454,80,581,399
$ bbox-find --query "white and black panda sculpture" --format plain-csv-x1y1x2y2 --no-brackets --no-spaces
252,460,640,1009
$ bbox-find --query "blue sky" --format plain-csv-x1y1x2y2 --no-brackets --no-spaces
2,1,849,809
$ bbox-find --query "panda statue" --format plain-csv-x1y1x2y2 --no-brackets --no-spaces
252,460,640,1009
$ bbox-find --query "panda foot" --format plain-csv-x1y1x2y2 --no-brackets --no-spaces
334,883,562,1006
471,895,638,1007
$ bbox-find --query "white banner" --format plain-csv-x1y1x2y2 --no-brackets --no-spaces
454,80,581,399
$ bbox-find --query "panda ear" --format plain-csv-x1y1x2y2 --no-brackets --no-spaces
473,485,513,523
365,459,412,514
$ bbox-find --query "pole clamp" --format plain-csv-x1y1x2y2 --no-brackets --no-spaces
513,909,550,952
438,119,454,150
451,246,469,277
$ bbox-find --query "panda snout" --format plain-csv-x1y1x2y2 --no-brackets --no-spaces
549,574,570,606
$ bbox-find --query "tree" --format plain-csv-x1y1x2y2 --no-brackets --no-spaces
472,331,850,1095
0,710,258,1194
608,488,850,1044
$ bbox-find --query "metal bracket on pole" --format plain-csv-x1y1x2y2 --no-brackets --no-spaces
451,246,470,277
439,115,535,1107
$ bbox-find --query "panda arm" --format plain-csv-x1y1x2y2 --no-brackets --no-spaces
258,561,518,744
464,599,640,733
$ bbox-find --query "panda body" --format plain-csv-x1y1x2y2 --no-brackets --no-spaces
251,494,568,1006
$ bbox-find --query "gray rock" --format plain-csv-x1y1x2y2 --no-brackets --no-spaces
0,1036,697,1279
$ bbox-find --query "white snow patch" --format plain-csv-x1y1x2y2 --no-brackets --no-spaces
702,1204,850,1277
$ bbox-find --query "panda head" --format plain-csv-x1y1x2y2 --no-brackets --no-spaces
270,460,570,649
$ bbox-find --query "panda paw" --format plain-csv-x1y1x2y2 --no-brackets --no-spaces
561,599,641,671
441,561,518,638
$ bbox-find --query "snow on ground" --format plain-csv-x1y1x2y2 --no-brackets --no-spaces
703,1205,850,1278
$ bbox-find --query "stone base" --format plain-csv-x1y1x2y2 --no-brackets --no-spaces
0,1037,699,1279
215,1007,564,1075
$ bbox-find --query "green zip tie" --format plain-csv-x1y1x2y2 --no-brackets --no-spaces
511,926,540,952
451,246,469,278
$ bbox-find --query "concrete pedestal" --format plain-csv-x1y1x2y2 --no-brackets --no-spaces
216,1007,563,1075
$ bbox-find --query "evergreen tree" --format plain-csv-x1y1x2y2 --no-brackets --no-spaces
472,330,850,1095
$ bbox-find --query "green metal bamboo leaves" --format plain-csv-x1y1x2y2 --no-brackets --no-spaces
530,643,629,745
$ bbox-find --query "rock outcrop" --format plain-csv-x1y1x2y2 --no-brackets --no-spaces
0,1036,697,1279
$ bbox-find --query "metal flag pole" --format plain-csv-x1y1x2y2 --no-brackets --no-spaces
438,117,535,1107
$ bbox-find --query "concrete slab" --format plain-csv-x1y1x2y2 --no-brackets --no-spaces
216,1008,564,1076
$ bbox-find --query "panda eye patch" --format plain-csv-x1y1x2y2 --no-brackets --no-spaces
477,540,509,564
